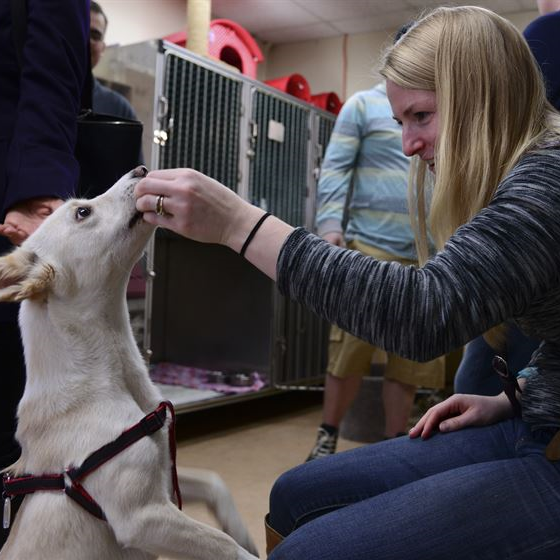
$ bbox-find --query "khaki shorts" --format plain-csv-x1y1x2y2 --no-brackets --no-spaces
327,239,446,389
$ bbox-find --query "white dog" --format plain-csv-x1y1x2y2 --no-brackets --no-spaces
0,167,259,560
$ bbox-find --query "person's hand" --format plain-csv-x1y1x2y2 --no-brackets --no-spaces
0,197,64,245
409,392,514,439
322,232,345,247
134,168,264,251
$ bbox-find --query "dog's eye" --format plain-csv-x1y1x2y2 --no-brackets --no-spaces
75,207,92,221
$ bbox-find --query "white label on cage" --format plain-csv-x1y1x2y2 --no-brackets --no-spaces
267,120,285,143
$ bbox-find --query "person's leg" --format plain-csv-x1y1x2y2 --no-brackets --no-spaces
506,323,540,372
381,377,415,437
454,335,502,395
0,318,25,467
306,373,364,461
455,324,540,396
307,326,373,461
0,319,25,549
322,372,363,426
383,352,445,437
269,420,560,560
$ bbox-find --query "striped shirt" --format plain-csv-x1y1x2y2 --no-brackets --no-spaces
316,83,415,259
279,146,560,430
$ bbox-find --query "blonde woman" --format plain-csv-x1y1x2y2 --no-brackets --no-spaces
135,6,560,558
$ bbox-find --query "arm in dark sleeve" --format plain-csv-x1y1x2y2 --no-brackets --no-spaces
523,12,560,110
278,150,560,361
2,0,89,217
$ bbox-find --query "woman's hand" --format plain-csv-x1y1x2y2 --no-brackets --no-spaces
322,232,345,247
0,197,64,245
409,392,514,439
134,168,294,280
134,168,260,250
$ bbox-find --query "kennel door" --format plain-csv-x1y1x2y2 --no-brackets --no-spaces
159,50,243,190
245,89,329,388
247,88,310,224
270,110,335,389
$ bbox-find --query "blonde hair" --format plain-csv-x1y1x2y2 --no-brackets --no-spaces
381,6,560,263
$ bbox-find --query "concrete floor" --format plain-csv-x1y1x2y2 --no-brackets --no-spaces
167,391,361,558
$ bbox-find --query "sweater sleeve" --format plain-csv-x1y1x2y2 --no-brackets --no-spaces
277,149,560,362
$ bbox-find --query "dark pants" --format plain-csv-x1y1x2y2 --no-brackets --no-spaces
269,420,560,559
0,318,25,549
454,324,540,395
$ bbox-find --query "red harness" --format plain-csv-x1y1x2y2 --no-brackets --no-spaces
2,401,182,528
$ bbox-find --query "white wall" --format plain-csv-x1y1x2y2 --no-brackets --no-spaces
264,9,539,100
99,2,539,101
264,29,395,100
101,0,187,47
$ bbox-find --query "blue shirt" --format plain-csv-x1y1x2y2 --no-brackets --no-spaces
92,78,138,121
316,83,416,259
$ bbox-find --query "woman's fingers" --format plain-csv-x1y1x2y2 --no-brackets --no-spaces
135,193,173,216
409,395,466,439
133,168,246,246
438,409,476,433
410,393,510,441
412,407,445,439
141,209,175,228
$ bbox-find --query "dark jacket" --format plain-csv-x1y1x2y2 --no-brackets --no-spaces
524,11,560,111
0,0,89,321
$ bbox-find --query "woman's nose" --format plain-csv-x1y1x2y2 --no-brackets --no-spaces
402,130,423,157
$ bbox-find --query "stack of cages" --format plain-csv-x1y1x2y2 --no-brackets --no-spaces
96,40,336,412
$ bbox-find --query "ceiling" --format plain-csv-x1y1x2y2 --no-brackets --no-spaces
211,0,537,44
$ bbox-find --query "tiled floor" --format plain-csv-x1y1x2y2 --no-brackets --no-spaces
167,391,362,559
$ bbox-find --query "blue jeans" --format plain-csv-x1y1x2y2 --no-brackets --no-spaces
268,419,560,559
454,325,540,396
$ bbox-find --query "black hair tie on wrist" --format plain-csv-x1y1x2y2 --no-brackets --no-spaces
239,212,271,258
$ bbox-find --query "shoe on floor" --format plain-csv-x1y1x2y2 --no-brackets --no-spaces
306,426,338,461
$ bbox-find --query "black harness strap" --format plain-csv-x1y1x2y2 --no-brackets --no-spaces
2,401,181,525
3,470,107,522
3,473,64,495
67,404,167,482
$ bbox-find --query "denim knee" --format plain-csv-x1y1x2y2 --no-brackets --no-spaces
268,467,301,536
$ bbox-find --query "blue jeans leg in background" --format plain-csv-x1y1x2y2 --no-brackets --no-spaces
454,325,540,396
268,419,560,560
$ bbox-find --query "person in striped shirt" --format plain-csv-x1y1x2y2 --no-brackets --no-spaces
307,82,444,461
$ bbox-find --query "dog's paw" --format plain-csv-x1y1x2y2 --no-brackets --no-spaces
236,550,260,560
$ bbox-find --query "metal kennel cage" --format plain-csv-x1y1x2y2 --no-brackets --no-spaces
96,40,336,412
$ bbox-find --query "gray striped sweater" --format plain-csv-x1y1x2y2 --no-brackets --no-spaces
278,147,560,430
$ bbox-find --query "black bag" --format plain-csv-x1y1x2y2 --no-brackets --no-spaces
75,109,143,199
11,0,143,200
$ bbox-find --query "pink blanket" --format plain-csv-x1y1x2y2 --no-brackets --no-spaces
150,362,267,394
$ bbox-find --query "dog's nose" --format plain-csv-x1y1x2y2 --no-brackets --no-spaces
132,165,148,178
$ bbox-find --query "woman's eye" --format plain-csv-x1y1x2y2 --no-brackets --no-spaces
75,207,92,221
415,112,430,122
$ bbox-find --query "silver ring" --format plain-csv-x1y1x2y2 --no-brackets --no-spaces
155,195,165,216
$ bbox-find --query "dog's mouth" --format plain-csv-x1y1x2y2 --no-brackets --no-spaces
128,210,144,229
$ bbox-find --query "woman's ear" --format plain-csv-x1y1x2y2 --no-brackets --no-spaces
0,247,55,302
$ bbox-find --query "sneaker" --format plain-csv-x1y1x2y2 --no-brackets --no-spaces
306,427,338,461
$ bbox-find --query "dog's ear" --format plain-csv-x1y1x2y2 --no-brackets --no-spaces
0,248,55,302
